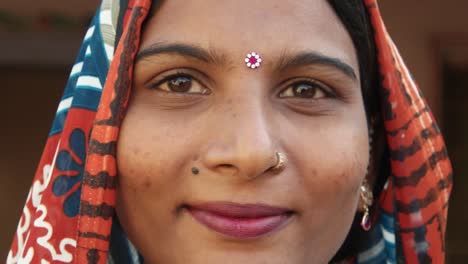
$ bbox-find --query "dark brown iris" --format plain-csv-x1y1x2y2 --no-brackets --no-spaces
168,76,192,92
293,83,317,98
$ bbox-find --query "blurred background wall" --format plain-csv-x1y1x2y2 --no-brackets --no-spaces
1,0,467,262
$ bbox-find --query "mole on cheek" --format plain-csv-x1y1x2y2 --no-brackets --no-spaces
142,177,152,188
309,168,317,178
132,147,141,156
337,171,360,196
151,134,160,142
332,176,342,191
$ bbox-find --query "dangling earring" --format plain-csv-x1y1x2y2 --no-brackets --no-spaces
360,125,374,231
360,180,373,231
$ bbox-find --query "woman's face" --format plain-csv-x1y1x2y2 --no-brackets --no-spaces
117,0,369,263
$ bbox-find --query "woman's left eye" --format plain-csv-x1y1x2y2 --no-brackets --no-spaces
279,80,332,99
151,74,210,95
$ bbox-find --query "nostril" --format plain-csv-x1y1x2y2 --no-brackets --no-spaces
219,164,235,169
215,163,239,177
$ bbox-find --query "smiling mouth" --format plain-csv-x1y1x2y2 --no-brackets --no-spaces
184,202,295,239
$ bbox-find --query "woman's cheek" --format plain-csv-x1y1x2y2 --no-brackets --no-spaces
293,120,368,229
116,118,186,247
117,106,189,185
296,140,366,259
117,135,184,196
300,151,364,211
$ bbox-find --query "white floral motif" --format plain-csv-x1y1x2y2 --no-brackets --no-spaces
34,204,76,262
7,142,77,264
7,199,33,264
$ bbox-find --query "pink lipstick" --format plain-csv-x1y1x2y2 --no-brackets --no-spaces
185,202,294,239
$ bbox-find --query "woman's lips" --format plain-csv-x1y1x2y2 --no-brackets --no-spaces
185,202,294,239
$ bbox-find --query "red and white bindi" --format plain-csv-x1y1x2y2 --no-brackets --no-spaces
245,52,262,69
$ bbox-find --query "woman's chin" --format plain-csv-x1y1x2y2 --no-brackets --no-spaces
144,218,310,264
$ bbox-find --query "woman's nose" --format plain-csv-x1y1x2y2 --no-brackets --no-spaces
201,101,279,180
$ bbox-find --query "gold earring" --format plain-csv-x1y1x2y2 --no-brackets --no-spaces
360,179,373,231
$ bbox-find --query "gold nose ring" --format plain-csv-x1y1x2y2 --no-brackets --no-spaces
272,152,286,171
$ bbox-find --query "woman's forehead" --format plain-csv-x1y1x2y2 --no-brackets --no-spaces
140,0,358,70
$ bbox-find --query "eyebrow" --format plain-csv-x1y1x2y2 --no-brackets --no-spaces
275,52,357,80
136,42,226,65
136,42,357,80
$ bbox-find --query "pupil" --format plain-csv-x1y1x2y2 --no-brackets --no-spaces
294,83,316,98
168,76,192,92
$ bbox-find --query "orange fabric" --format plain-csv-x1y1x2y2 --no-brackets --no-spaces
365,1,452,262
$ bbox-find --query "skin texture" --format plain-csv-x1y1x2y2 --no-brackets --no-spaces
116,0,370,263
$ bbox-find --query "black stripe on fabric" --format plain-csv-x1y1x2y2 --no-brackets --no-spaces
395,175,452,214
396,188,438,214
379,45,413,118
400,199,451,233
399,201,449,258
389,122,440,162
381,84,396,121
421,122,440,139
390,138,422,162
395,66,414,106
429,148,448,169
78,231,110,241
83,171,117,189
88,140,117,155
438,173,453,190
97,6,145,127
387,106,431,136
393,148,449,188
393,164,428,188
80,201,114,220
414,225,432,263
87,248,100,264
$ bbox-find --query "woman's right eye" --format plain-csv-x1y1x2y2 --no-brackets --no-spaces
151,74,210,95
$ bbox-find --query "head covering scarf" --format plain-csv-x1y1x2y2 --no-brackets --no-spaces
7,0,452,263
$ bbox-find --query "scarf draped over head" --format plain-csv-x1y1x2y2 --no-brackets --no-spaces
7,0,452,263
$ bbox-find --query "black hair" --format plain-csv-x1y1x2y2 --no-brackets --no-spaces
328,1,391,262
328,0,380,119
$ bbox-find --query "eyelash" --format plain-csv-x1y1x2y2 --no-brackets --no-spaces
278,78,336,99
149,71,200,90
148,71,336,99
